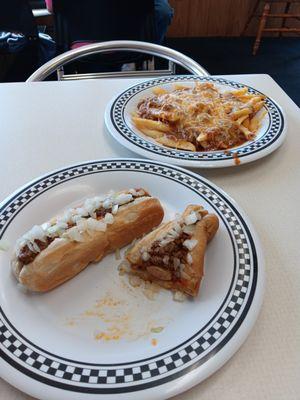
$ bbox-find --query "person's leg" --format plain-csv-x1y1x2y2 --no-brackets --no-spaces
154,0,174,44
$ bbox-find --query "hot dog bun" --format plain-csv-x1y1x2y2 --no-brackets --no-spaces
12,192,164,292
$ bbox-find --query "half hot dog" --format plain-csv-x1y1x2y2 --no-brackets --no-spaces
12,188,164,292
126,205,219,297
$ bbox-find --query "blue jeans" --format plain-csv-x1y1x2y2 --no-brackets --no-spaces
154,0,174,44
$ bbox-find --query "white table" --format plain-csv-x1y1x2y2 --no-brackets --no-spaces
0,75,299,400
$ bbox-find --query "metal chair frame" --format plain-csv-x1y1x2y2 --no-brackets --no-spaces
27,40,209,81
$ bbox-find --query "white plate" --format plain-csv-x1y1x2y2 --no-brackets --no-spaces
105,76,287,168
0,159,264,399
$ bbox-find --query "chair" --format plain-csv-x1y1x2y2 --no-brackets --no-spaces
243,0,300,55
52,0,157,52
26,40,209,81
51,0,161,75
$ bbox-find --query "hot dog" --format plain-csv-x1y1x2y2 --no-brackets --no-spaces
126,205,219,297
12,188,164,292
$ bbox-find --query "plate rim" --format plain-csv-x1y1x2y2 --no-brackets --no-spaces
104,75,287,168
0,158,265,400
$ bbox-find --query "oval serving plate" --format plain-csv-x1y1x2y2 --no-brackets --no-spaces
105,76,286,168
0,159,264,400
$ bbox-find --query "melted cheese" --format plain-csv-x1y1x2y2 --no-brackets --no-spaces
137,82,262,151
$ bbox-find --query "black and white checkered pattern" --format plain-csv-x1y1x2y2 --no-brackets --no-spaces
0,160,256,391
110,76,284,162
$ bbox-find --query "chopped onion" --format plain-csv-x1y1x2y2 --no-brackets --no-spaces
57,221,68,229
173,291,187,302
84,199,93,210
76,219,88,232
187,253,193,264
111,204,119,215
26,241,36,253
166,228,179,239
31,241,41,253
114,193,133,205
86,218,107,232
25,240,40,253
65,227,84,242
159,238,173,247
47,222,68,237
142,252,150,261
71,214,81,223
174,223,182,234
104,213,114,224
16,225,47,253
84,197,101,215
75,207,89,217
24,225,47,243
128,188,138,196
103,199,112,209
93,195,104,203
184,212,198,226
183,225,196,235
183,239,198,251
90,211,97,219
41,222,51,231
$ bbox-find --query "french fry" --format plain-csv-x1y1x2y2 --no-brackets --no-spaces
230,108,251,119
249,117,258,132
239,124,252,140
132,117,170,133
258,109,267,121
253,101,265,112
152,87,168,95
157,136,196,151
236,115,249,125
230,88,248,97
139,128,164,139
238,95,255,102
249,96,264,104
242,117,250,129
173,84,189,90
249,109,267,132
196,133,208,142
133,82,266,152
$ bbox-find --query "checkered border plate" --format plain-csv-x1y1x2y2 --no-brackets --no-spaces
110,76,284,162
0,160,258,394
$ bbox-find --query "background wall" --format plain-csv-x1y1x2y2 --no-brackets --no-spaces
167,0,300,37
